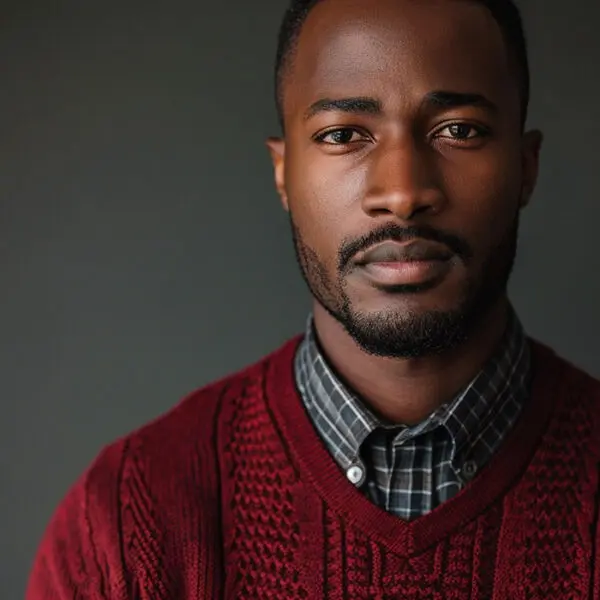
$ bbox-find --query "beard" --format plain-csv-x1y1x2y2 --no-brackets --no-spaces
290,215,519,359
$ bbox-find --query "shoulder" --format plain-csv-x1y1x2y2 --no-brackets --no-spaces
27,335,302,597
531,339,600,453
82,334,302,509
531,339,600,399
120,334,301,460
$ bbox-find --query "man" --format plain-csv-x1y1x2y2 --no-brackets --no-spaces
27,0,600,598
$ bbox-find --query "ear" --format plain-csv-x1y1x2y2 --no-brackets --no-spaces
519,129,543,208
266,137,289,212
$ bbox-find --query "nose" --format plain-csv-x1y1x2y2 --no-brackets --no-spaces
361,137,446,221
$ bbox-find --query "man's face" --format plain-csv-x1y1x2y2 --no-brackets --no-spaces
268,0,541,358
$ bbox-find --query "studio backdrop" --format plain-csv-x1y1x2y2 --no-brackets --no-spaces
1,0,599,597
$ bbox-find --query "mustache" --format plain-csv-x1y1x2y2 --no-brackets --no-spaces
338,224,473,272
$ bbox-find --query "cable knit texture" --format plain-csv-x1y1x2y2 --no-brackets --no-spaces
27,337,600,599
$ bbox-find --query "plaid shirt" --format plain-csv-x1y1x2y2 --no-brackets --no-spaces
294,309,531,521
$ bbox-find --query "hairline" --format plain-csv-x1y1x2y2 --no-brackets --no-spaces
275,0,529,131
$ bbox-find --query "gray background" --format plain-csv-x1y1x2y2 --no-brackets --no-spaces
2,0,599,596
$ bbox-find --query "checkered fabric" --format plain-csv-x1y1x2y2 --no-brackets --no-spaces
294,309,531,520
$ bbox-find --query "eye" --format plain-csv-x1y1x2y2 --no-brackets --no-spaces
434,123,490,142
314,127,369,145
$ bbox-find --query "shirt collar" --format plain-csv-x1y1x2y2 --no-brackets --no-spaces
435,309,530,461
295,308,530,469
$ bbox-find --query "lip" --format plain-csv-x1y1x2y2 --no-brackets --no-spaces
354,240,453,265
359,259,452,287
353,240,454,287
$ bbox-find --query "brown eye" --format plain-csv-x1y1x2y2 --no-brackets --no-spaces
316,128,366,145
449,124,473,139
437,123,487,140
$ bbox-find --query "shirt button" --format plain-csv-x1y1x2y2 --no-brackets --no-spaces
346,464,365,486
461,460,478,481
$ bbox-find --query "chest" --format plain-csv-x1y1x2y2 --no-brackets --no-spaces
210,483,594,599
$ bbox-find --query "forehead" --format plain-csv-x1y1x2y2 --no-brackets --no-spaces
284,0,519,119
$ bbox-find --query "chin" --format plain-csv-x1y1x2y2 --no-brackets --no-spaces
349,286,467,319
340,306,470,358
334,288,475,359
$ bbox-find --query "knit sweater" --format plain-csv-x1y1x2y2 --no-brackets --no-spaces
27,336,600,599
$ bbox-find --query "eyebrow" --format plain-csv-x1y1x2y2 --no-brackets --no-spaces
303,91,497,120
423,91,498,112
304,97,382,120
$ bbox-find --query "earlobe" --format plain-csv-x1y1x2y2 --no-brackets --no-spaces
266,137,289,211
520,129,544,208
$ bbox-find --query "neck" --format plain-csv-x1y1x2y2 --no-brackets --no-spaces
312,298,510,425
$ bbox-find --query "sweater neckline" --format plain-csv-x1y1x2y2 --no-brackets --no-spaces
266,336,565,557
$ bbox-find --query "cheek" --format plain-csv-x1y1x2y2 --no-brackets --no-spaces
286,152,366,265
443,153,522,249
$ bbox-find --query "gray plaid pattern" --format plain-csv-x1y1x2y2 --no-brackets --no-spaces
295,309,531,521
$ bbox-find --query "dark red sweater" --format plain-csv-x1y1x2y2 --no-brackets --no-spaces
27,337,600,599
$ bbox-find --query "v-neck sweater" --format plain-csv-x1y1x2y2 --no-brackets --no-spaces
27,336,600,599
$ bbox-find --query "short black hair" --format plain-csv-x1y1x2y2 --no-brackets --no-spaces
274,0,530,130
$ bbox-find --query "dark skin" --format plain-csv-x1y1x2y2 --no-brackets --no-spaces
267,0,542,424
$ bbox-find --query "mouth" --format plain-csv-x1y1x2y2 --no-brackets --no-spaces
353,240,454,288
